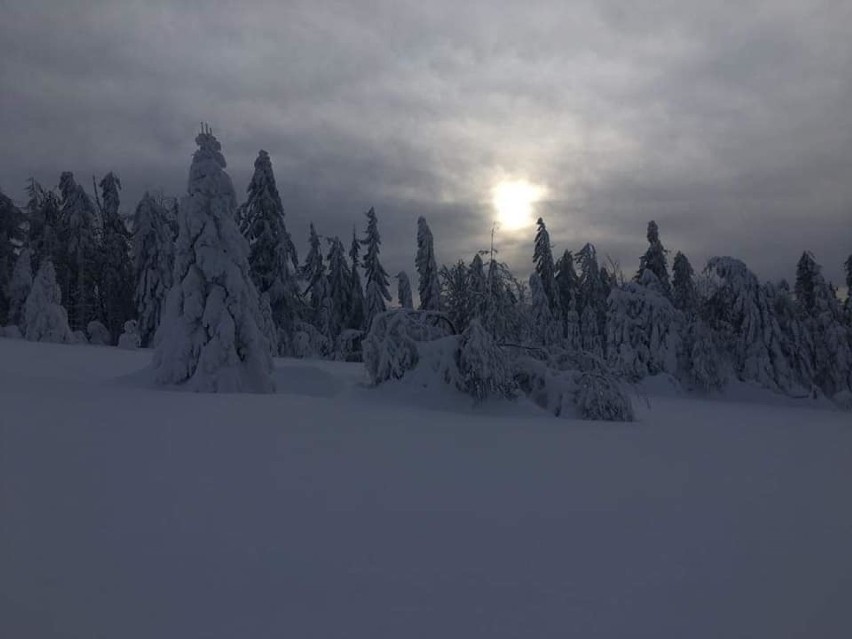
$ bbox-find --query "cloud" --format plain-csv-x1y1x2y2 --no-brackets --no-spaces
1,0,850,287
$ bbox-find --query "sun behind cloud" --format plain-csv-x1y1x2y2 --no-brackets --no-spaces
491,179,548,231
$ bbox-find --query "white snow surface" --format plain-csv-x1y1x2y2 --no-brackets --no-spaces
1,337,851,638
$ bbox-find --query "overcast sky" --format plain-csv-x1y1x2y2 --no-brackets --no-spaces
1,0,850,288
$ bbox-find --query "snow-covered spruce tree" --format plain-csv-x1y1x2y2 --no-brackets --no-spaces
794,252,851,398
25,259,71,343
326,236,352,341
397,270,413,309
7,248,33,330
57,172,100,331
440,260,470,332
348,228,366,330
703,257,801,394
533,217,559,312
152,129,274,393
576,243,606,354
132,193,175,347
96,173,134,343
301,223,326,323
635,220,671,298
362,207,391,328
484,256,524,342
24,179,61,271
241,150,300,355
845,254,852,320
606,271,680,381
0,189,27,325
528,272,561,346
415,216,441,311
456,319,516,402
672,251,698,315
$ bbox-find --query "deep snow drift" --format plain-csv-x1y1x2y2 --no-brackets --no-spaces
1,338,850,638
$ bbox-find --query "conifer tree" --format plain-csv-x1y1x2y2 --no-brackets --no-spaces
635,220,671,298
576,243,606,351
153,128,273,393
0,189,25,325
533,217,559,312
97,172,134,343
440,260,470,331
362,207,391,327
415,216,441,311
8,248,33,330
132,192,175,347
25,259,71,343
301,223,326,324
25,179,60,270
397,271,413,309
845,254,852,320
326,236,352,339
555,249,578,316
348,228,366,330
529,272,560,345
241,150,300,354
57,171,99,331
672,251,698,315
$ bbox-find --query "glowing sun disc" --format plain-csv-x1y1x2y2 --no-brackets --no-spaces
492,180,547,231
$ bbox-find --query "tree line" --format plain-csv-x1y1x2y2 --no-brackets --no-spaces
1,129,850,405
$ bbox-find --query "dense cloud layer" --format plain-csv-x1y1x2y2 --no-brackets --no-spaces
2,0,850,289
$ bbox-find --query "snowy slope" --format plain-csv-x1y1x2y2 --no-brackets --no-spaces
1,338,851,638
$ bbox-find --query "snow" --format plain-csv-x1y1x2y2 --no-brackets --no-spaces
2,337,851,638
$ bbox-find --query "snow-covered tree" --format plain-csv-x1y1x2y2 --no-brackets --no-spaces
0,189,26,325
845,254,852,319
97,172,134,343
528,272,561,346
671,251,698,315
153,129,274,393
576,243,606,353
25,259,71,343
455,319,516,402
241,150,300,354
57,172,99,331
24,179,60,270
118,319,141,350
440,260,470,332
397,270,413,309
301,223,326,323
362,207,391,328
533,217,559,312
348,229,366,330
326,236,351,340
7,248,33,330
635,220,671,298
468,253,488,322
132,193,175,347
555,249,578,314
606,272,680,381
704,257,802,394
415,216,441,311
793,252,851,398
86,320,111,345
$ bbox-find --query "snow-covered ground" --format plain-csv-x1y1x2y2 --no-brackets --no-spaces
1,338,850,638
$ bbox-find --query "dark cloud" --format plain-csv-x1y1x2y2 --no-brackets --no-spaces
1,0,850,289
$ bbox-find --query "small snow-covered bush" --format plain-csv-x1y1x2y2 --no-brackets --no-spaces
118,320,141,350
25,260,72,344
69,330,88,344
292,320,331,359
87,320,111,345
513,349,635,422
574,372,635,421
2,325,22,339
335,329,365,362
455,320,516,402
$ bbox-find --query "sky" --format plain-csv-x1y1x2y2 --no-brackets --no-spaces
1,0,850,289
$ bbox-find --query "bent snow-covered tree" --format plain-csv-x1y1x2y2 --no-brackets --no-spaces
153,129,274,393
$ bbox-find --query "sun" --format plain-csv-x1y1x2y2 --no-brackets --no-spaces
492,180,547,231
